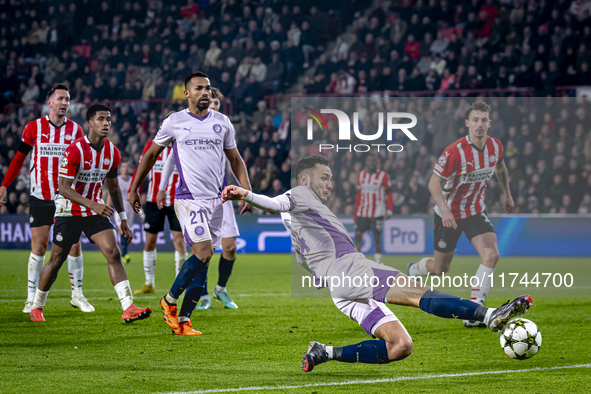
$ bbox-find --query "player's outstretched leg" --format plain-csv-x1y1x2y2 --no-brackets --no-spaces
91,228,151,323
196,277,211,310
383,273,533,332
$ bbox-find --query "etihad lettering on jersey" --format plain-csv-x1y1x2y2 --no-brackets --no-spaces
77,170,110,183
184,138,222,151
38,144,69,157
459,168,495,184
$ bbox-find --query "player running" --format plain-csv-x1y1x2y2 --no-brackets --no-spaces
29,105,152,323
0,83,93,314
222,154,531,372
354,154,393,264
128,72,251,336
407,101,514,328
132,137,187,294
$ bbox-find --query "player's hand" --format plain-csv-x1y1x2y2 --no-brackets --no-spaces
120,221,133,244
238,200,251,214
385,210,393,220
504,193,514,214
0,186,6,206
441,208,457,229
92,203,114,218
222,185,248,202
156,190,167,210
127,191,141,213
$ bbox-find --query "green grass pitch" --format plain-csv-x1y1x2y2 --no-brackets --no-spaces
1,251,590,393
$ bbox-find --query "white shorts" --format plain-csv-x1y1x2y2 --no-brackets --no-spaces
326,252,400,302
333,297,399,338
174,198,223,249
221,200,240,238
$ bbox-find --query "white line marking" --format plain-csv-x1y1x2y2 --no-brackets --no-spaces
161,364,591,394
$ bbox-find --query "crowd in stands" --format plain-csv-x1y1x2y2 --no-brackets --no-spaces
1,0,591,216
303,0,591,96
291,96,591,216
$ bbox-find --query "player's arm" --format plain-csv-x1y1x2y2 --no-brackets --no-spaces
128,142,166,213
106,173,132,244
156,152,175,209
58,176,114,217
224,147,252,214
495,159,514,214
428,173,457,229
222,185,290,213
0,141,33,205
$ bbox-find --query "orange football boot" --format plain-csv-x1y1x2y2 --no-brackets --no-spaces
30,308,45,322
160,296,179,329
122,304,152,323
173,320,202,336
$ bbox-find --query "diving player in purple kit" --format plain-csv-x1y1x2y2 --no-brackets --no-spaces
222,154,533,372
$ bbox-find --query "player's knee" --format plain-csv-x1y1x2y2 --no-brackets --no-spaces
485,251,500,266
196,249,213,263
386,336,413,361
223,242,237,257
32,241,48,256
69,242,81,256
105,246,122,263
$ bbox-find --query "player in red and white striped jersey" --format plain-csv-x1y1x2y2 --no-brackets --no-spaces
0,83,92,314
131,135,186,295
408,101,514,327
354,154,393,264
30,105,152,323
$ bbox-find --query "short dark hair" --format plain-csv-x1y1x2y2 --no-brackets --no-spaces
184,72,209,89
86,104,111,121
210,87,223,100
296,154,329,181
46,83,69,101
465,101,491,120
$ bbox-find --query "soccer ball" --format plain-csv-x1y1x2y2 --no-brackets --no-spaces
500,318,542,359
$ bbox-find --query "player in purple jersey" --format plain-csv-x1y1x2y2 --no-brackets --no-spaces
222,154,533,372
128,72,251,336
196,87,240,310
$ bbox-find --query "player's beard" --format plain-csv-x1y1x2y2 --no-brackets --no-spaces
196,98,210,111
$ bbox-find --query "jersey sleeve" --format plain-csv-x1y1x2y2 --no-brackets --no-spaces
223,119,237,150
75,122,84,139
433,146,459,180
107,147,122,178
59,145,81,179
153,117,174,147
22,122,36,146
496,138,504,163
382,172,392,191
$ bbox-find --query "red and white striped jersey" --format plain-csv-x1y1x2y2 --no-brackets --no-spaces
134,140,179,207
56,136,121,217
21,116,83,200
354,169,393,218
433,135,504,220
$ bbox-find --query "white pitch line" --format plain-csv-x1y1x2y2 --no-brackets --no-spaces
161,364,591,394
